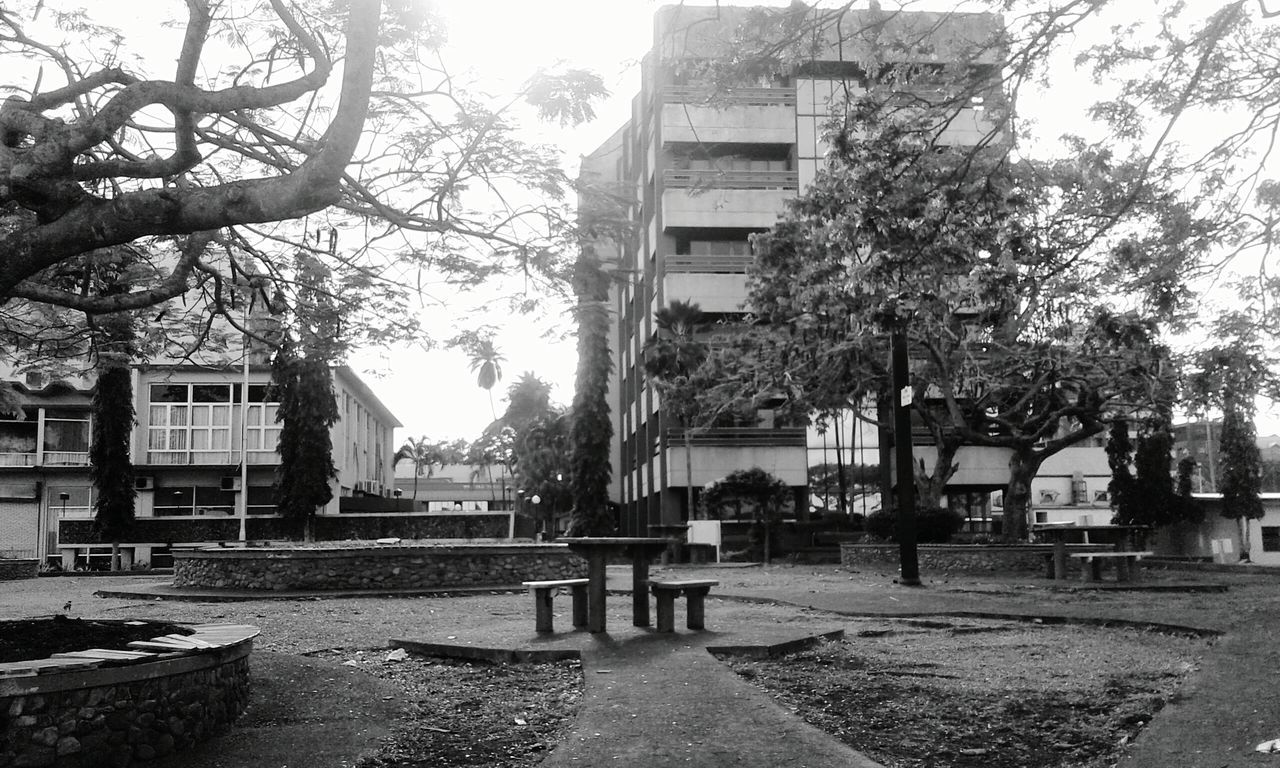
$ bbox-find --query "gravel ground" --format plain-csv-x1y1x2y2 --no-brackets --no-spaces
721,616,1207,768
0,567,1250,768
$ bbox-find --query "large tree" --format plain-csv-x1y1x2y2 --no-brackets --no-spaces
271,252,343,539
643,300,710,524
89,306,137,571
747,91,1206,541
0,1,605,354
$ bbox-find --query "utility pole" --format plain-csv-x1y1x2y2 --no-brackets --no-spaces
891,324,921,586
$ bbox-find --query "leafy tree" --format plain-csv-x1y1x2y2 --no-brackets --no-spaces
1184,309,1280,559
1106,419,1138,525
700,468,790,564
566,245,614,535
747,86,1205,541
514,411,572,537
89,304,136,571
643,300,709,523
1220,382,1264,560
0,1,606,359
272,253,343,540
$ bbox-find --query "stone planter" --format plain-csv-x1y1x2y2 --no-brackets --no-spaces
173,543,587,591
0,560,38,582
0,623,258,767
840,542,1109,575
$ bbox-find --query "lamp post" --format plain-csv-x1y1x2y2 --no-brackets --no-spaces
530,494,542,540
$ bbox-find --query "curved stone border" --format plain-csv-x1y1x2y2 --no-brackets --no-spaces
0,623,259,767
173,543,586,591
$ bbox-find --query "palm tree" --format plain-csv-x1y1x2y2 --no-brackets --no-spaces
395,437,440,502
468,338,506,498
468,339,506,421
644,300,709,526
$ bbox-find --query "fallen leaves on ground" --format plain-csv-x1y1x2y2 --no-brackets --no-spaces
335,652,582,768
719,617,1206,768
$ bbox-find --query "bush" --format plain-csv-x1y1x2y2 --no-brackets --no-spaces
861,507,965,544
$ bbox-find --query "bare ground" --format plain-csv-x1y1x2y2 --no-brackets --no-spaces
0,569,1233,768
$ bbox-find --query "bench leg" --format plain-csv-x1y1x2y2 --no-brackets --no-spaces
1116,557,1133,582
654,591,676,633
533,587,555,633
686,587,711,630
570,584,588,628
1080,558,1099,583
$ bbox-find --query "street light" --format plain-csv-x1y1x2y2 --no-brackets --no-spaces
530,494,542,540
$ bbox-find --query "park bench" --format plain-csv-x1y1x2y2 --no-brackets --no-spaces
1068,551,1153,583
522,578,589,633
649,579,719,632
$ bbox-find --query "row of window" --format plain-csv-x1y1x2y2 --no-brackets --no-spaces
48,484,277,517
146,383,281,462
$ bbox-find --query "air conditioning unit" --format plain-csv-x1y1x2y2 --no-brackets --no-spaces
220,476,242,491
135,476,155,491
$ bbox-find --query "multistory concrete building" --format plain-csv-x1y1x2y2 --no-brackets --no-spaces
582,4,1004,537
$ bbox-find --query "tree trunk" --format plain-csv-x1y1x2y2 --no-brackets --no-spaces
685,432,695,523
834,419,848,517
1002,449,1042,542
1239,517,1252,562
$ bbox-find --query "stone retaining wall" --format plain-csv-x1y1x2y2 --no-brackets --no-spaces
0,560,37,581
0,630,255,768
173,544,586,591
841,543,1067,575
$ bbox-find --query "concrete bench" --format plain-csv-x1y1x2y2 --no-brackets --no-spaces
1068,551,1153,583
649,579,718,632
522,578,590,633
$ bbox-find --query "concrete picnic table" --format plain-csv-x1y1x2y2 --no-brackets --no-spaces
1032,523,1152,579
559,537,672,633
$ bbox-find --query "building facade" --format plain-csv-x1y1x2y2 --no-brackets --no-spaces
583,4,1003,536
0,363,400,569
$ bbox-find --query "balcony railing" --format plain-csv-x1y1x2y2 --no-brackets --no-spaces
0,452,36,467
663,85,797,106
145,450,262,466
665,255,754,273
664,427,807,447
664,169,798,190
43,451,89,466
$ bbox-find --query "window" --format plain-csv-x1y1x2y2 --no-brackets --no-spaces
153,485,235,516
43,409,90,465
148,383,235,464
47,485,94,518
245,385,281,462
0,411,37,466
1038,490,1060,504
1263,527,1280,553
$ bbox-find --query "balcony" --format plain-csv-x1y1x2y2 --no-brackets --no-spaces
43,451,89,466
665,254,753,274
0,452,35,467
662,86,797,144
661,170,797,229
661,272,749,314
665,427,807,447
663,428,808,487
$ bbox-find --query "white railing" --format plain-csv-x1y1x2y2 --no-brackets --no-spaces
43,451,89,466
665,255,753,274
664,169,798,190
0,453,35,467
664,85,797,106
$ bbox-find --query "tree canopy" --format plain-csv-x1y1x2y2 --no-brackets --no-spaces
0,0,606,374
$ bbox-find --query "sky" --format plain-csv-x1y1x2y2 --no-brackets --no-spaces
48,0,1271,443
351,0,1280,443
347,0,669,441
